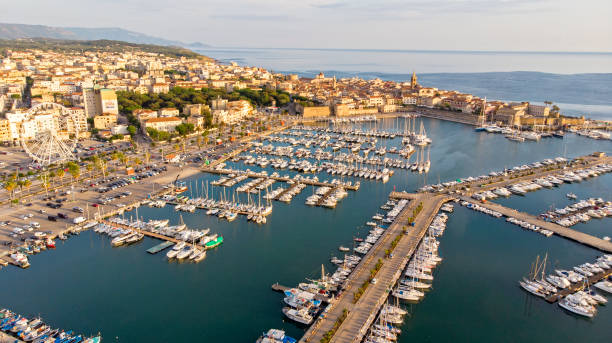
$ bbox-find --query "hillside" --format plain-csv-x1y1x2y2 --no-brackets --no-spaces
0,38,212,61
0,23,209,48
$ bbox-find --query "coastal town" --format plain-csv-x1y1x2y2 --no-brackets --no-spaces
0,41,611,343
2,44,610,149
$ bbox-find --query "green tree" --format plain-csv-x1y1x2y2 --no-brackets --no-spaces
127,125,138,136
56,168,65,185
3,180,17,203
38,172,51,196
67,162,80,183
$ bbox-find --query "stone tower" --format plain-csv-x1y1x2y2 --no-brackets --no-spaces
410,71,418,88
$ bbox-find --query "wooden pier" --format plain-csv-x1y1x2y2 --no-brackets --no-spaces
461,198,612,253
100,220,181,244
545,267,612,303
273,182,301,201
316,186,339,206
241,177,268,193
162,198,271,218
202,168,360,191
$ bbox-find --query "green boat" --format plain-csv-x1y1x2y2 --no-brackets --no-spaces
205,236,224,250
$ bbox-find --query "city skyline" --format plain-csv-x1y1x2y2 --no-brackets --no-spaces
2,0,611,52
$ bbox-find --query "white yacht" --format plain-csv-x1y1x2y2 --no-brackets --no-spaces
282,307,313,325
176,245,193,259
166,241,185,259
594,280,612,294
558,294,596,318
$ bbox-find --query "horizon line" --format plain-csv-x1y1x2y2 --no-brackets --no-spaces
198,46,612,55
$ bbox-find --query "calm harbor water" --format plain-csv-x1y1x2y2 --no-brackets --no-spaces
1,117,611,342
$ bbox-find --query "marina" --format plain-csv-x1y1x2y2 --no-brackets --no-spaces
1,116,610,342
1,308,100,343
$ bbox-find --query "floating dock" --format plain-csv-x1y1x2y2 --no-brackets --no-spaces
273,182,301,201
545,267,612,303
147,241,175,254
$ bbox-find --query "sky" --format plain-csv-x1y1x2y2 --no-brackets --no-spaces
3,0,612,51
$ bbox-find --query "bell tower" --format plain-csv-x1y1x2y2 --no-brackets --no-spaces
410,71,418,88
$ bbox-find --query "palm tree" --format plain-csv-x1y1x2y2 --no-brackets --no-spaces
3,180,16,204
38,172,50,196
86,162,93,175
56,168,65,186
196,136,202,149
67,162,80,183
23,179,32,196
118,152,128,168
48,171,56,188
93,155,108,181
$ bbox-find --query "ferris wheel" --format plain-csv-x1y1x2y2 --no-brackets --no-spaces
20,102,79,166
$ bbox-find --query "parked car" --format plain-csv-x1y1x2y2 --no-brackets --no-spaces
47,216,57,222
57,213,67,219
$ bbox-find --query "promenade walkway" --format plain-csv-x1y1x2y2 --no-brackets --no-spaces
461,198,612,253
300,194,448,343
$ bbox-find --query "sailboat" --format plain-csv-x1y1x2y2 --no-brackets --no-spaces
474,97,487,131
519,254,556,298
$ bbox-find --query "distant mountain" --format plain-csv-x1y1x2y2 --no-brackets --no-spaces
0,23,209,48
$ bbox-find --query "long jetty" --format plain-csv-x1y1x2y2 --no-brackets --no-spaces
202,168,360,191
461,198,612,253
300,193,448,343
430,153,612,196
